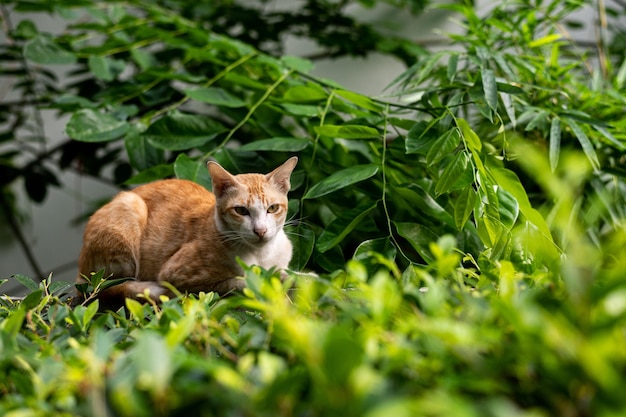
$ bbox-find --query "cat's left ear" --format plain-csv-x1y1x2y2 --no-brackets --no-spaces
208,161,238,197
266,156,298,193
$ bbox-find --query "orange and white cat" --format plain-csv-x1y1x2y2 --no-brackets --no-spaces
76,157,298,308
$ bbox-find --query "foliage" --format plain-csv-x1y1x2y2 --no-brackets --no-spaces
1,0,626,415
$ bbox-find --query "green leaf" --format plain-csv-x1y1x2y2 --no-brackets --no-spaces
353,238,397,262
317,201,377,253
124,164,174,185
394,222,438,264
288,224,315,270
144,112,227,151
12,274,39,292
336,90,383,112
435,152,471,196
564,118,600,171
454,186,477,230
88,55,125,81
125,126,165,171
283,85,327,103
481,67,498,111
23,35,76,65
426,128,461,164
303,164,379,199
174,154,212,190
237,137,310,152
549,117,561,172
529,33,562,48
21,290,43,310
497,187,519,229
184,87,247,108
314,124,379,139
66,109,130,142
281,55,314,72
456,118,482,152
405,120,440,155
279,103,319,117
447,53,459,82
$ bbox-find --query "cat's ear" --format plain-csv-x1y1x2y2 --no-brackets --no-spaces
266,156,298,193
208,161,238,197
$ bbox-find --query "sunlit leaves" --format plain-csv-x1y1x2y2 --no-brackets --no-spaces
66,109,130,142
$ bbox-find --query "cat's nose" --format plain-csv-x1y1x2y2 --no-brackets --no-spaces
254,227,267,238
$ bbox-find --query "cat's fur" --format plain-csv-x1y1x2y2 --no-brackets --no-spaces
76,157,298,308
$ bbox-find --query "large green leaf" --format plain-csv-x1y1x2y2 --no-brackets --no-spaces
303,164,379,199
454,186,477,230
405,120,440,155
66,109,130,142
184,87,247,108
23,35,76,65
317,201,377,253
174,154,212,190
143,112,227,151
394,222,438,264
125,126,164,171
288,224,315,270
435,152,472,196
238,137,310,152
314,125,379,139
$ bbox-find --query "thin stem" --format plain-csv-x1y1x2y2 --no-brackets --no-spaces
380,104,412,265
202,68,293,160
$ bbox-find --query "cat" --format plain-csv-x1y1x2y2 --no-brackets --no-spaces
76,157,298,309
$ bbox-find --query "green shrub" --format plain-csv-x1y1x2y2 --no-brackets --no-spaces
1,0,626,415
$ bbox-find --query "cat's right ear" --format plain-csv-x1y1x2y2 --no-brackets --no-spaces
208,161,238,197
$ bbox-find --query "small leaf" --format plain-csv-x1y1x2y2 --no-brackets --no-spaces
184,87,246,108
549,117,561,172
283,85,327,103
238,137,310,152
336,90,382,112
317,201,377,253
435,152,471,196
303,164,379,199
24,35,76,65
314,124,379,139
174,154,212,190
564,118,600,171
405,120,440,155
456,118,482,152
454,186,477,230
426,128,461,164
21,290,43,310
143,111,227,151
481,67,498,111
88,55,125,81
67,109,130,142
281,55,314,72
529,33,562,48
12,274,39,292
447,53,459,82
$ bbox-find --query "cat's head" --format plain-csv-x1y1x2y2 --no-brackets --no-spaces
208,157,298,245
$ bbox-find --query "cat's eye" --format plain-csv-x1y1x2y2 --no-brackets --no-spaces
233,206,250,216
267,204,279,213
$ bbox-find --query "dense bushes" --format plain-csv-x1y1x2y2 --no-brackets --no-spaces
1,0,626,415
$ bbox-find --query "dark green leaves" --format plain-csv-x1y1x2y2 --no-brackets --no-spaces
303,164,379,199
143,112,227,151
174,154,212,190
314,125,380,139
